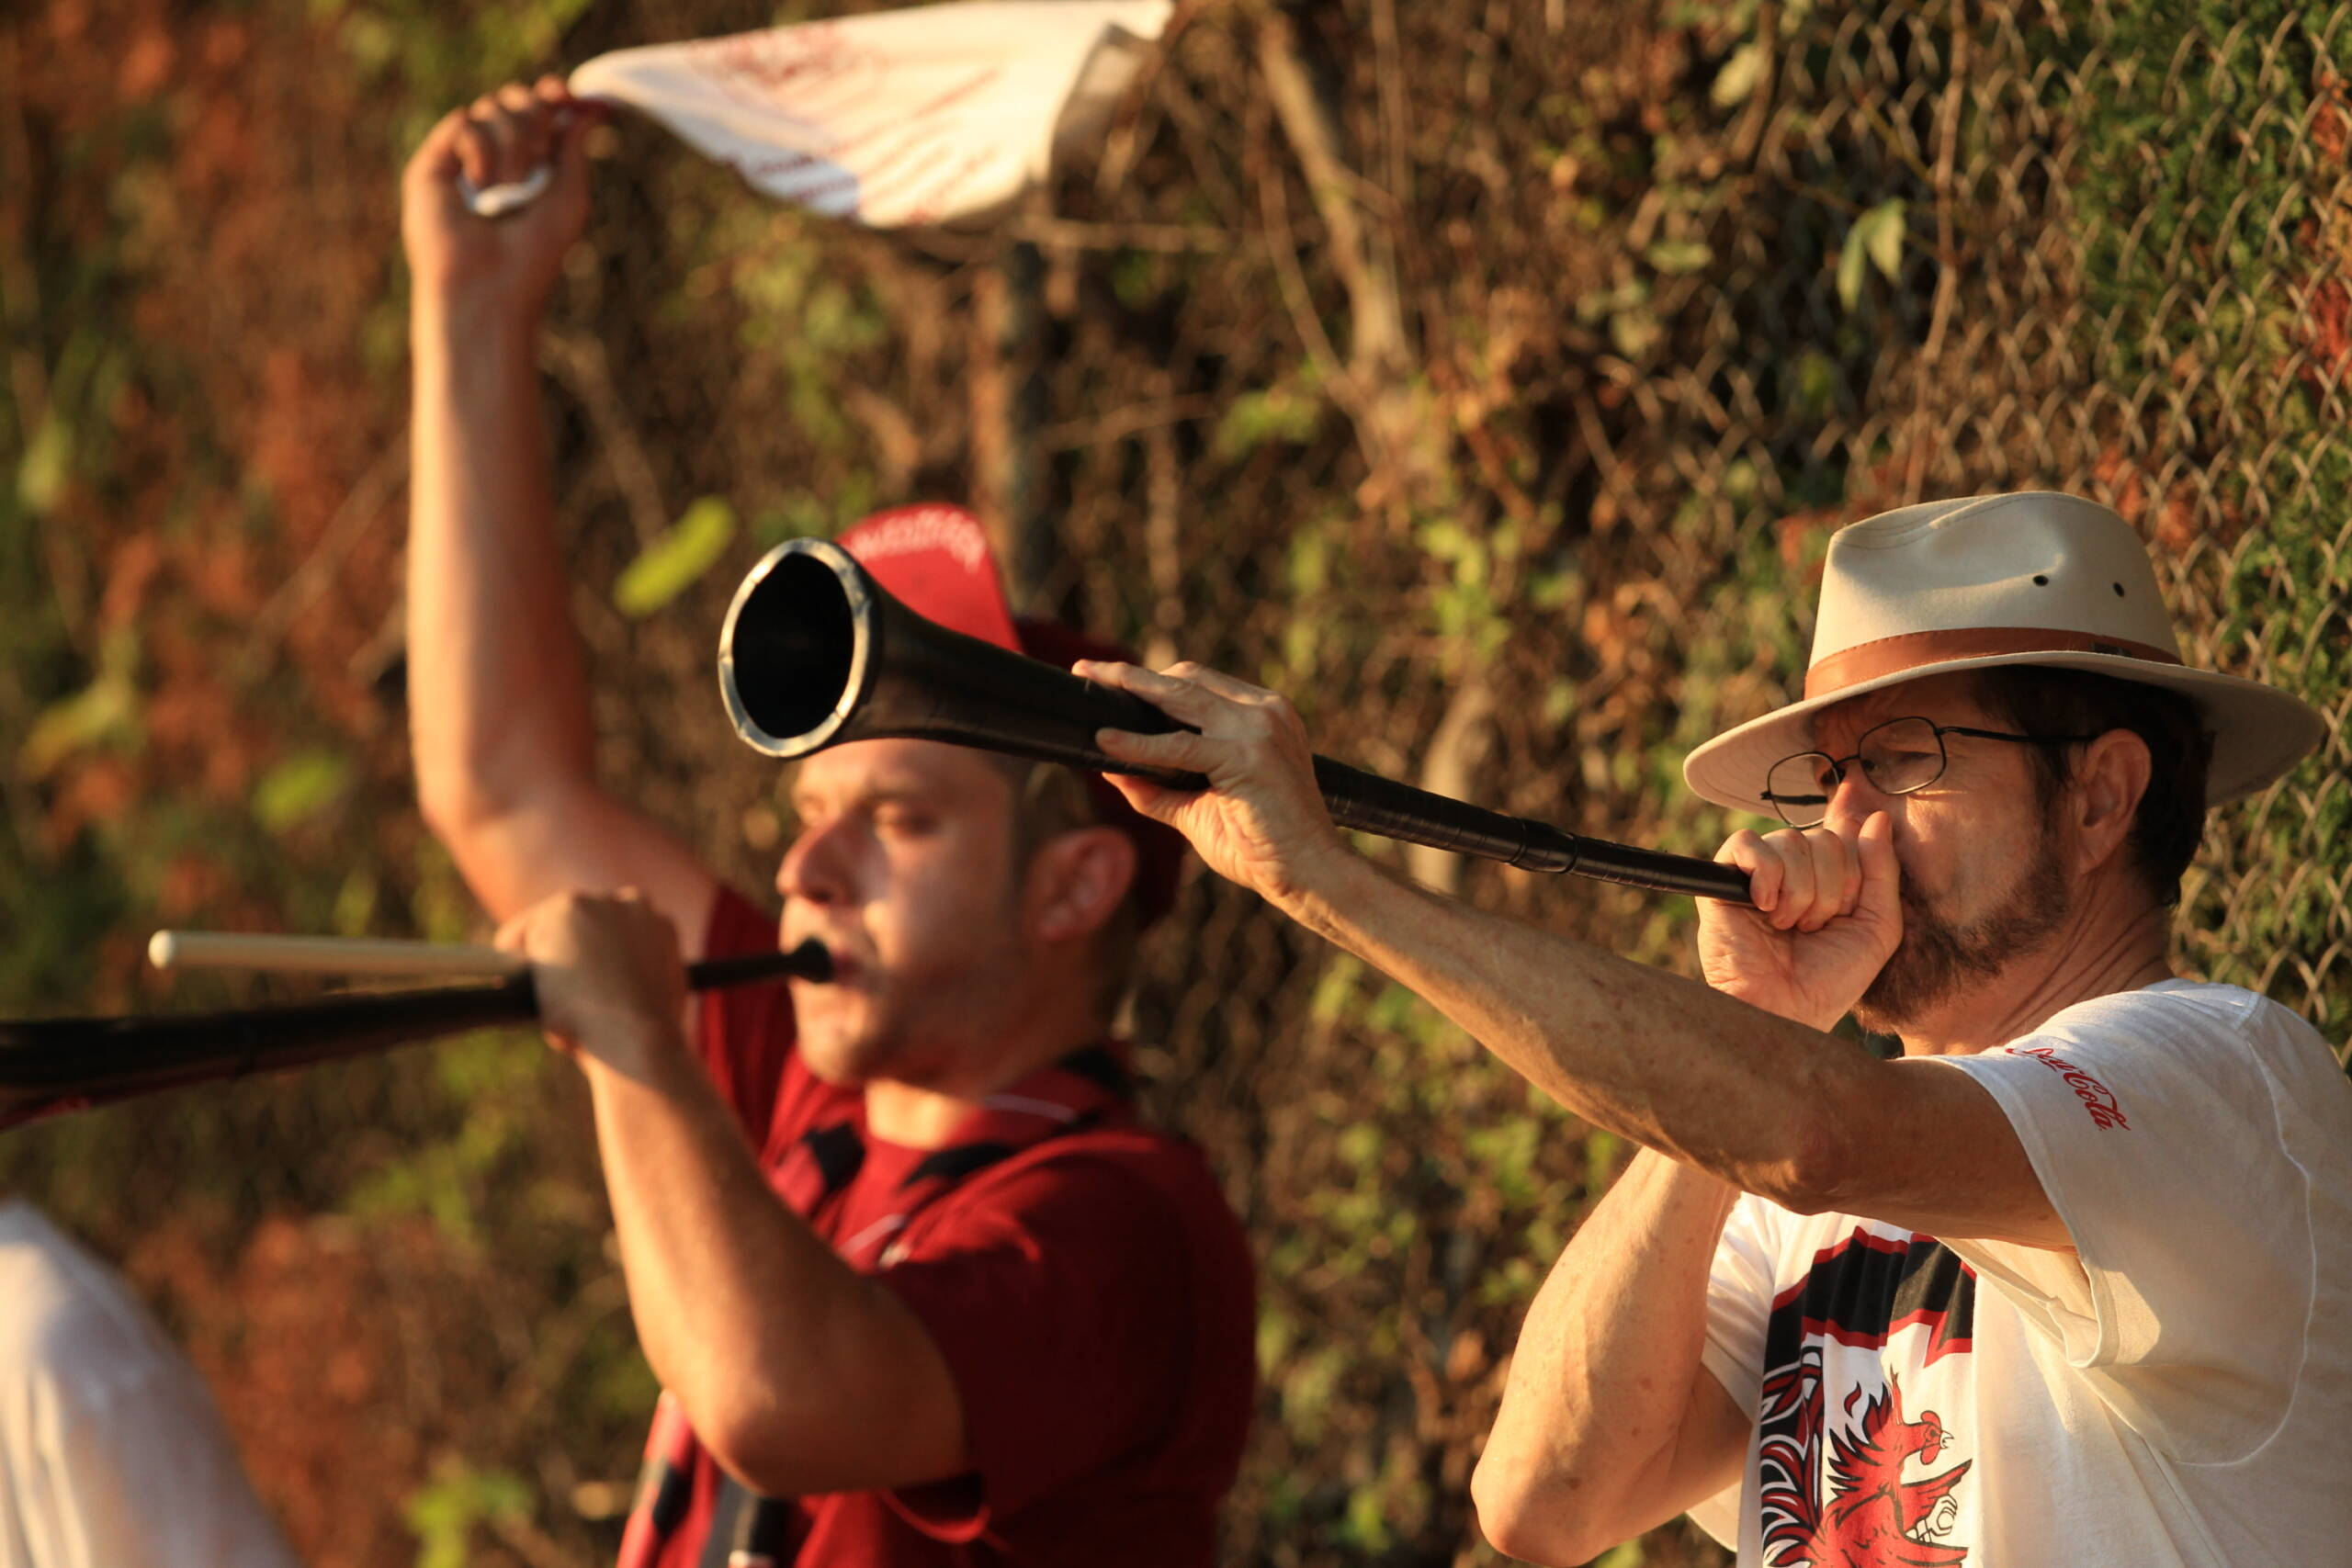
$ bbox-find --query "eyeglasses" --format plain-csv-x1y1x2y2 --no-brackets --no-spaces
1761,716,2102,828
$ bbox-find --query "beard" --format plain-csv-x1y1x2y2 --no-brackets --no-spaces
1853,813,2074,1034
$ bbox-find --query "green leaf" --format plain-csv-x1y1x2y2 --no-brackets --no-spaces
1710,41,1766,108
20,681,132,778
1416,517,1478,564
1212,381,1324,461
1645,239,1715,276
1307,952,1363,1023
1792,346,1841,417
1863,197,1908,278
16,414,71,517
1342,1483,1393,1551
1837,231,1868,310
1609,302,1663,358
405,1461,531,1568
19,632,141,779
1838,200,1907,310
252,750,353,832
1256,1308,1297,1373
1576,279,1646,324
614,497,737,618
332,867,379,937
1286,529,1330,598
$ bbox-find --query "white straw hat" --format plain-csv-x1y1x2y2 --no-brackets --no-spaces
1682,492,2328,818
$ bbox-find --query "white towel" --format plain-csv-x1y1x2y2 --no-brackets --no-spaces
570,1,1172,228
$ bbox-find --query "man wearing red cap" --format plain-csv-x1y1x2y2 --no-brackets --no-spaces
401,85,1251,1566
1078,493,2351,1565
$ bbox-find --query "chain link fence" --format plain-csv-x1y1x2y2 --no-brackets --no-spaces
1,1,2344,1564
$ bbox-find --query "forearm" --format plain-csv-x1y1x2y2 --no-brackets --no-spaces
407,295,598,821
1283,853,1874,1202
1476,1149,1742,1562
582,1042,963,1494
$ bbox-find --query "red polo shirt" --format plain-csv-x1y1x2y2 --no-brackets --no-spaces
616,889,1256,1567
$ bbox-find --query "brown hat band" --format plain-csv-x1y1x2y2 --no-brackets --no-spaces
1804,626,2184,700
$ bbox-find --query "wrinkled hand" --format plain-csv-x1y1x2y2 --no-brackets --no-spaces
401,77,601,316
494,888,686,1073
1696,811,1903,1031
1076,660,1353,911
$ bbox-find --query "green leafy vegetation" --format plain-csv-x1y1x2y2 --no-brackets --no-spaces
0,4,2342,1567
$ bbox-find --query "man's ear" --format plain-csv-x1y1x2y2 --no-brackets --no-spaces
2072,728,2152,875
1024,827,1138,943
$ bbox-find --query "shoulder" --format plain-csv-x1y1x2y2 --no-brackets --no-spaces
910,1128,1252,1294
1936,982,2352,1177
958,1129,1241,1242
2035,978,2310,1045
2003,981,2346,1109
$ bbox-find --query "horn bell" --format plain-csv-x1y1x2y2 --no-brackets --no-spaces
718,538,1198,782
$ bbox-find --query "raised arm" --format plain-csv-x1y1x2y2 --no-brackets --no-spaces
401,80,717,945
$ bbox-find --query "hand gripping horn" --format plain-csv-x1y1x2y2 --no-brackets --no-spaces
718,539,1754,904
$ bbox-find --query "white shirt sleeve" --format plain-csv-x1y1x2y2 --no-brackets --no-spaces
1686,1193,1777,1548
1925,984,2324,1462
1699,1192,1778,1418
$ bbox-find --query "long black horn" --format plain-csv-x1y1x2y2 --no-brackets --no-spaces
0,942,832,1133
718,540,1753,905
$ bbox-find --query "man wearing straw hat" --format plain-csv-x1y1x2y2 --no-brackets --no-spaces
1080,492,2352,1564
401,82,1251,1568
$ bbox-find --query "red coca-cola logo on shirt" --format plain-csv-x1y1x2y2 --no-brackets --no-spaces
2011,1045,2131,1130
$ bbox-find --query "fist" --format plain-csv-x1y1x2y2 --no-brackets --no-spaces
1696,811,1904,1032
494,888,686,1069
402,76,601,313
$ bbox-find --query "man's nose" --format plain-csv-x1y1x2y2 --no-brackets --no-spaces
1824,761,1891,834
776,816,854,906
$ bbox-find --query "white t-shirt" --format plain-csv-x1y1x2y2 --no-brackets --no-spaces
1688,980,2352,1567
0,1201,303,1568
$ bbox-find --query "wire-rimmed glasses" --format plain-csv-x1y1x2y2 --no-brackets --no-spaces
1761,716,2102,827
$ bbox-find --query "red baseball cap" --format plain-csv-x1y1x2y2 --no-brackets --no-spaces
836,505,1187,926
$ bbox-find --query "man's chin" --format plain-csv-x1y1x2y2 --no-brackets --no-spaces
793,1010,888,1089
1849,988,1920,1037
1850,938,1966,1036
1853,863,2073,1038
796,1048,868,1089
805,1032,905,1088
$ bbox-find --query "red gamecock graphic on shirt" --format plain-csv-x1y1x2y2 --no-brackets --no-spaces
1759,1354,1972,1565
1753,1230,1978,1566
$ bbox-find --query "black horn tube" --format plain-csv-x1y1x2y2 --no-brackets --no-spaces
0,942,832,1133
718,539,1755,905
